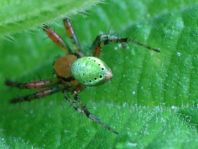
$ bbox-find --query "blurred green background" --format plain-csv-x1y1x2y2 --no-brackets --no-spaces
0,0,198,148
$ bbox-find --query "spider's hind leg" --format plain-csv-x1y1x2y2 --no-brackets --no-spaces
91,33,160,57
91,34,128,57
64,91,118,135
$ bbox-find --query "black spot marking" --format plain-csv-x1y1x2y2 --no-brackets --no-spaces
102,68,104,70
100,75,102,78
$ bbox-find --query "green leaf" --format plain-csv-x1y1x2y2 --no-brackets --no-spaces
0,0,101,37
0,0,198,148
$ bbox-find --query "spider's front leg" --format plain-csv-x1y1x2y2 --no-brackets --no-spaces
9,86,61,104
64,90,118,135
43,25,71,53
5,79,62,103
5,79,57,89
63,18,83,57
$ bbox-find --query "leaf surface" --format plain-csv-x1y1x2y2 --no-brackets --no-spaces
0,0,198,148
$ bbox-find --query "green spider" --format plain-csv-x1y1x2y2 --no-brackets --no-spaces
5,18,159,134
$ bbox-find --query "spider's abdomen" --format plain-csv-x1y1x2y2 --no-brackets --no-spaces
71,57,112,86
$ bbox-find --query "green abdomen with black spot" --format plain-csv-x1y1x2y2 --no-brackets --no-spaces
71,57,112,86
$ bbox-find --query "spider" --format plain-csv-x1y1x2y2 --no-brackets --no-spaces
5,18,159,135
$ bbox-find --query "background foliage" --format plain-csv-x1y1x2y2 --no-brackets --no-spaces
0,0,198,148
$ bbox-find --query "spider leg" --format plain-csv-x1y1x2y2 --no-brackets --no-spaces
91,34,160,57
5,79,58,89
129,38,160,52
43,25,71,53
63,18,83,57
91,34,128,57
10,86,62,104
64,91,118,135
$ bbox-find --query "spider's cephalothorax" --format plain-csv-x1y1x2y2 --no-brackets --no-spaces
5,17,159,135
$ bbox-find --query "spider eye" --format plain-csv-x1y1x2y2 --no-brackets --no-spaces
71,57,112,86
